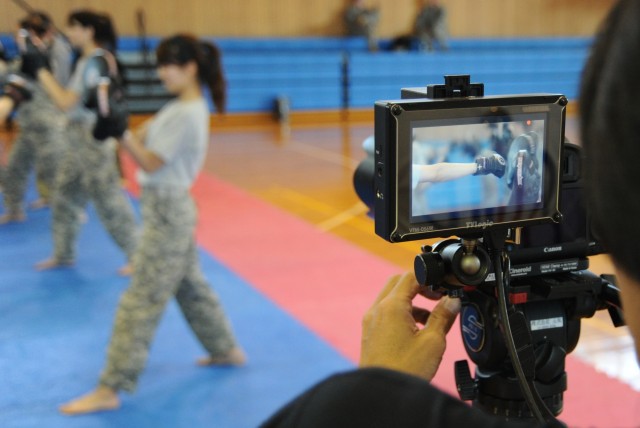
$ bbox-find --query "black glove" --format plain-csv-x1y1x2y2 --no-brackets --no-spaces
474,153,506,178
18,34,50,80
89,78,129,141
3,74,33,109
93,108,129,141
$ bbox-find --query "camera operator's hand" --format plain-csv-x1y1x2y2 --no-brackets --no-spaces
474,153,506,178
360,272,461,381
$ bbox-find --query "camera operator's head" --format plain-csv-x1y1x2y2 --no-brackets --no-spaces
580,0,640,356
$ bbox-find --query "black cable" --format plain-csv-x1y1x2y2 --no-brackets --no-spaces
494,250,564,427
493,251,542,420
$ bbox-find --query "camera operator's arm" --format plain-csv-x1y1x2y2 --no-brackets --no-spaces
360,272,461,381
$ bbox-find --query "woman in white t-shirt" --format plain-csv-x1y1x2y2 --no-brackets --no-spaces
59,34,245,415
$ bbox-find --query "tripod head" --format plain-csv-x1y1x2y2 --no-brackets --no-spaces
415,233,622,421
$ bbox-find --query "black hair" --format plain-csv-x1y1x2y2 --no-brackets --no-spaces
67,10,118,53
20,11,52,37
579,0,640,281
156,34,226,114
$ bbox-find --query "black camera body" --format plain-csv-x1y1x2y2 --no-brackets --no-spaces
355,76,622,422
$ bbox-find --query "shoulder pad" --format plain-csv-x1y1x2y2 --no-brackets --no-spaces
86,54,110,79
84,50,123,89
88,49,119,75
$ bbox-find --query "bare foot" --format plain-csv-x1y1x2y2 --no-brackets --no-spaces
0,212,25,224
35,258,74,271
197,347,247,367
59,386,120,415
118,263,134,276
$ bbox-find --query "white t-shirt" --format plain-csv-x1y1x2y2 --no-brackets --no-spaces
137,97,210,189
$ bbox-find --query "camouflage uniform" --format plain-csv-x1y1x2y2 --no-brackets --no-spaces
99,186,238,392
47,50,138,264
1,84,66,217
50,124,137,264
1,34,71,218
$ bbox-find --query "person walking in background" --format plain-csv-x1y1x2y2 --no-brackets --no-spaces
344,0,380,51
59,34,245,415
414,0,449,51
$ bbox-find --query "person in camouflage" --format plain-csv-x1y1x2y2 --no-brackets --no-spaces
344,0,380,51
59,34,244,415
414,0,449,52
0,12,72,223
29,10,137,272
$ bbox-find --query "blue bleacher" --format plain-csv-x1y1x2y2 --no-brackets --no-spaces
222,51,344,112
347,48,588,107
216,36,370,53
1,34,593,114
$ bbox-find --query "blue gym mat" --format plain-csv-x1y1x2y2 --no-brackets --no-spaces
0,187,353,428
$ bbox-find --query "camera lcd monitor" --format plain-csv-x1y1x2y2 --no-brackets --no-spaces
373,95,566,242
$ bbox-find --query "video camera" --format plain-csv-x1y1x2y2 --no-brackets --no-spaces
353,75,623,425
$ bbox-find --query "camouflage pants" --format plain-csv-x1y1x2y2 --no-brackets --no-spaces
2,122,66,216
99,186,238,392
51,123,137,263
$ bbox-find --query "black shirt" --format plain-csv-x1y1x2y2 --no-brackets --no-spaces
261,368,552,428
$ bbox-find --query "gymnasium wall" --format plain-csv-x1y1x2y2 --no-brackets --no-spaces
0,0,615,38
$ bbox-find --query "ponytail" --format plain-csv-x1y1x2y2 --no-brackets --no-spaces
198,41,226,114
